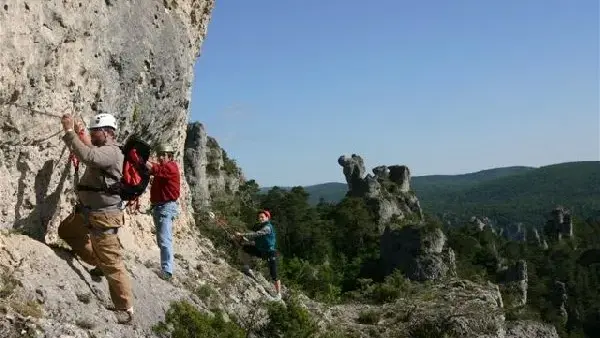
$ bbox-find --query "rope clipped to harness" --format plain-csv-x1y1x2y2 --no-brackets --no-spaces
69,129,86,173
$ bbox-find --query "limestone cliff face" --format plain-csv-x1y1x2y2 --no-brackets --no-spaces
0,2,271,337
0,0,214,241
184,122,243,212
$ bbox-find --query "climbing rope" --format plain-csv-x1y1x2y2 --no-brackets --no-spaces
0,103,69,147
0,102,63,118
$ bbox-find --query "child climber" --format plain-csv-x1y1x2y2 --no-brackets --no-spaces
233,210,282,300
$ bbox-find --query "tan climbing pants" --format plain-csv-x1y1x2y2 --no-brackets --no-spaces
58,209,133,310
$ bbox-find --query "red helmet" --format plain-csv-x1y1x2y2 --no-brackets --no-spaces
258,210,271,219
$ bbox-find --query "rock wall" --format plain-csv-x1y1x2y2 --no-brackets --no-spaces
0,0,214,241
498,260,528,307
380,225,456,281
184,122,243,212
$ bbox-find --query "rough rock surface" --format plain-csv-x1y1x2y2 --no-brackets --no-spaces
337,154,423,226
184,122,243,211
505,320,560,338
380,225,456,281
0,0,215,240
303,279,558,338
0,232,275,338
498,260,528,307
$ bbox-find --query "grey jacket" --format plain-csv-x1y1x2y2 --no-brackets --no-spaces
62,131,123,210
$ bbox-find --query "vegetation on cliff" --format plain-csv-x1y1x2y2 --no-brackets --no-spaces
194,174,596,337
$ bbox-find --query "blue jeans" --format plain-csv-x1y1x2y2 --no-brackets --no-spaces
152,201,178,275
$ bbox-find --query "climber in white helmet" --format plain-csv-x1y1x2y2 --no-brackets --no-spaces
58,112,134,324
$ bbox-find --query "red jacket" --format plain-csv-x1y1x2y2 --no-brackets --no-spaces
150,161,181,204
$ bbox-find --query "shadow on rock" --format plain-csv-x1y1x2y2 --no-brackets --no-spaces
13,151,72,242
47,243,105,300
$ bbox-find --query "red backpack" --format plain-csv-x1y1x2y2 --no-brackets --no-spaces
77,135,152,205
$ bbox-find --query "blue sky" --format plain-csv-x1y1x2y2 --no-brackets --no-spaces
189,0,599,187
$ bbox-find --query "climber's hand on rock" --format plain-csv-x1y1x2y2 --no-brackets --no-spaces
61,114,74,131
74,118,85,134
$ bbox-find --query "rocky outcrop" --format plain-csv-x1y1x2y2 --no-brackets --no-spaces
337,154,454,281
505,321,560,338
303,279,558,338
0,232,274,338
469,216,496,233
545,206,574,242
552,281,569,325
381,225,456,281
498,260,528,307
528,227,548,249
499,222,528,242
337,154,423,226
184,122,243,211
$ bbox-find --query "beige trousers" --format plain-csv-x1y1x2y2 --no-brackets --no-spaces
58,210,133,310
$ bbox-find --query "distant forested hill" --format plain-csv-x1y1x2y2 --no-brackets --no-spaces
261,162,600,225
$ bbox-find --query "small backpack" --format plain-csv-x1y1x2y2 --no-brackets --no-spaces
77,135,152,202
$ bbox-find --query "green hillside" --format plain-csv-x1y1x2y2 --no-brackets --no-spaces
262,165,537,205
424,161,600,225
261,161,600,225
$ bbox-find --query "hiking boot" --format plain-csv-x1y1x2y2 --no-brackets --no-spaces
89,267,104,277
115,308,134,324
158,270,172,281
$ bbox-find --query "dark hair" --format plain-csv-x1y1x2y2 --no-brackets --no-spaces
103,127,116,137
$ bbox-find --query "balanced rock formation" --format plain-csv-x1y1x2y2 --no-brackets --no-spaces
184,122,243,211
338,154,454,281
337,154,423,226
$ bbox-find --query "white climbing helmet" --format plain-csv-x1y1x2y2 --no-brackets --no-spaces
89,113,118,130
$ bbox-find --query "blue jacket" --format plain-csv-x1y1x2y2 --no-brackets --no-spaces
243,221,276,253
